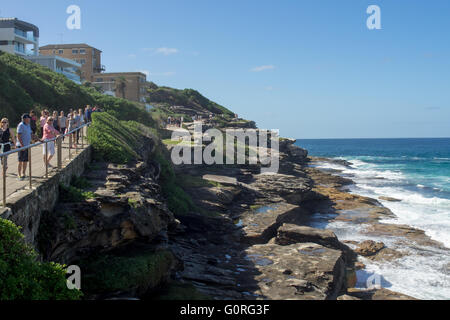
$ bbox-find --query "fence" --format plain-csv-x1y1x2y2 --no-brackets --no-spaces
0,122,90,207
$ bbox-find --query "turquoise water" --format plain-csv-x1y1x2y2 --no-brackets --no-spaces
295,138,450,299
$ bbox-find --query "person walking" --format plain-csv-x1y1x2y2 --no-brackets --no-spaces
41,117,60,169
67,113,77,149
58,111,67,135
16,114,32,181
39,110,48,137
0,118,16,172
52,111,59,132
85,105,92,123
73,110,81,144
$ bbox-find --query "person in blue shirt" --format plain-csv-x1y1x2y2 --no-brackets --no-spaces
85,105,92,123
16,114,33,180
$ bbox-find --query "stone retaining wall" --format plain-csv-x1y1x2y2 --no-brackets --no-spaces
0,146,92,247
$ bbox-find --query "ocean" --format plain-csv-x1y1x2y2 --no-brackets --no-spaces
295,138,450,300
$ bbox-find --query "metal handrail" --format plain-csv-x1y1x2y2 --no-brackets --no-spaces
1,122,91,207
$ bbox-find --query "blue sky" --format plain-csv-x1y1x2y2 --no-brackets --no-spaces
1,0,450,138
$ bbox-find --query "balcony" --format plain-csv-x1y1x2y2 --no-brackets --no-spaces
93,64,106,73
60,70,81,84
14,28,38,43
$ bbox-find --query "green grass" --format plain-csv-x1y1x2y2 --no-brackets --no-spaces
162,138,182,145
59,175,96,203
178,174,222,188
59,184,96,202
154,151,196,216
87,112,147,164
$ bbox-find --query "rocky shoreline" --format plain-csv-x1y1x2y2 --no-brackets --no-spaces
36,135,437,300
165,140,430,300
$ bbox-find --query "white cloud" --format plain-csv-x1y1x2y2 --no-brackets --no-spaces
142,47,179,56
156,47,179,55
251,65,275,72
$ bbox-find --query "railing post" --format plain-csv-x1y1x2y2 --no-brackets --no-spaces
76,129,78,154
2,156,6,207
81,126,84,149
69,133,72,160
57,137,62,170
28,146,32,189
45,141,48,179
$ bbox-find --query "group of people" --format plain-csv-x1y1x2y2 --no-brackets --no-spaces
0,105,97,181
166,116,184,128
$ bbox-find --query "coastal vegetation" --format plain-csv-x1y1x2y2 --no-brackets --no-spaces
147,83,234,117
0,51,154,127
0,218,81,300
79,250,175,295
0,51,237,300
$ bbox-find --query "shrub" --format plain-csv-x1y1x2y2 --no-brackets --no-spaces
0,218,82,300
80,250,174,295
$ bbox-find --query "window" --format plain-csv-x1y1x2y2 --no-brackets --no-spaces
79,59,86,65
79,49,86,54
72,49,79,54
58,49,64,54
96,78,103,82
0,41,9,46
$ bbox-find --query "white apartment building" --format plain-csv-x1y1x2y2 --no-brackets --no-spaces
0,18,39,56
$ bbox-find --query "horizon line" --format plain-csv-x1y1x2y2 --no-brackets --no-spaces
294,137,450,140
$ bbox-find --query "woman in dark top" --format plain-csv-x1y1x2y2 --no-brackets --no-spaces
52,111,60,132
29,110,37,134
1,118,16,171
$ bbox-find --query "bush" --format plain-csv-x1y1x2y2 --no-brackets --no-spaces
0,218,82,300
80,250,174,295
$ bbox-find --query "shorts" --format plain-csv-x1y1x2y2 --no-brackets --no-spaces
43,141,55,156
18,149,29,162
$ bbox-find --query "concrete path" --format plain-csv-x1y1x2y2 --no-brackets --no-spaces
1,129,89,203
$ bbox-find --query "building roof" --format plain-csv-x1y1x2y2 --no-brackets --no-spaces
0,17,39,37
39,43,102,52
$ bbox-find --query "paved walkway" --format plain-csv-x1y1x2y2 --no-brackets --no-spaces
1,128,89,203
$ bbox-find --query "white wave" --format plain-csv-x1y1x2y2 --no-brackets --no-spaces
313,158,450,299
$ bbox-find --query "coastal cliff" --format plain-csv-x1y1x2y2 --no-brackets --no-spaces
0,52,419,300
